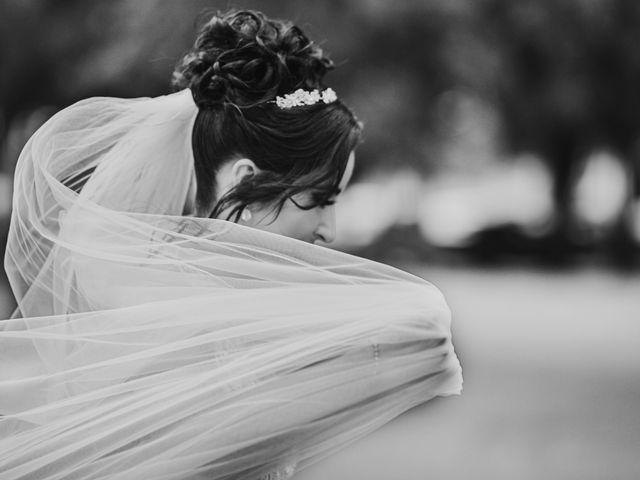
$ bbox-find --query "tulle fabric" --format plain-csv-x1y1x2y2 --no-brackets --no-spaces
0,89,462,479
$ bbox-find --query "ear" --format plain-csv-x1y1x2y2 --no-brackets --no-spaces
230,158,259,187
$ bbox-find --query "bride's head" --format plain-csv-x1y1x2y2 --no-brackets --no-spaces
172,10,362,244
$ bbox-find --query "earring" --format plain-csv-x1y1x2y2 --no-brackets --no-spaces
240,208,252,222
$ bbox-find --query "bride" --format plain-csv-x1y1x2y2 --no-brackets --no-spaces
0,9,462,480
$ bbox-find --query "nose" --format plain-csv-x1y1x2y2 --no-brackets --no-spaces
314,204,336,244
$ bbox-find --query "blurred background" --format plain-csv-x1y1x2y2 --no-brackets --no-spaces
1,0,639,478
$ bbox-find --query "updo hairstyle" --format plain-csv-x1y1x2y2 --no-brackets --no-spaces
172,9,362,221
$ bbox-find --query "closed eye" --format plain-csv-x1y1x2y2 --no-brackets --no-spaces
289,188,342,210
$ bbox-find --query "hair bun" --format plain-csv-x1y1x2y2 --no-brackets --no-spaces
192,62,229,108
172,10,335,109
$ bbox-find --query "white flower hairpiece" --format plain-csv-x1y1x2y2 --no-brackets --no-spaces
274,88,337,109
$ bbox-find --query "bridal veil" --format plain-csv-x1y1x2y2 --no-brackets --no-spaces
0,89,462,479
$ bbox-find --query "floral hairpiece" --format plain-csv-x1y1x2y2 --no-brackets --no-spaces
274,88,337,109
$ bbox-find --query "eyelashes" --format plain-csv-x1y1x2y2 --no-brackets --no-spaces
289,189,340,210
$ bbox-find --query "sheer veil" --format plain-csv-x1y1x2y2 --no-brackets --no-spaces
0,89,462,479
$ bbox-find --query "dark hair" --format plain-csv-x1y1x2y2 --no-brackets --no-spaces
172,9,362,221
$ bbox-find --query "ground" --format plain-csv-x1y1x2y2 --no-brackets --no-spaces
296,265,640,480
1,264,638,479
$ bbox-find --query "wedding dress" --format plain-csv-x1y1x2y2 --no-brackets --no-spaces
0,89,462,479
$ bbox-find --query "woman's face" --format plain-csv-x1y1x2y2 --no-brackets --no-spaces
249,151,355,244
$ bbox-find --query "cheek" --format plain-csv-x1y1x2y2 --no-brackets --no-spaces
271,206,320,240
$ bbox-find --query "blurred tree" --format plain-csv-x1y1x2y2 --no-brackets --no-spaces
1,0,639,264
476,0,640,263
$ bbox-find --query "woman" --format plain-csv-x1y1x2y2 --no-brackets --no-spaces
0,9,462,480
